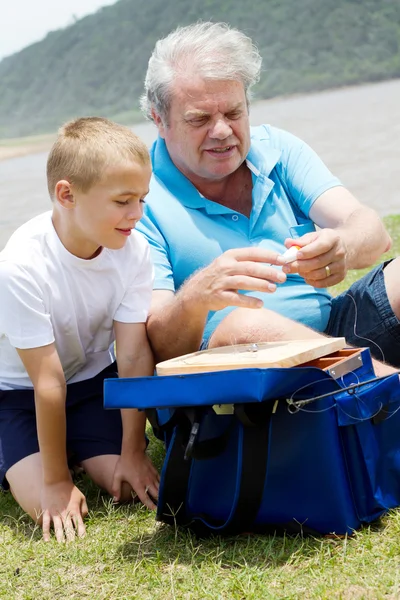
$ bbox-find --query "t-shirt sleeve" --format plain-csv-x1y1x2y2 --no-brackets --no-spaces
0,262,55,349
113,240,155,324
135,206,175,292
275,128,342,217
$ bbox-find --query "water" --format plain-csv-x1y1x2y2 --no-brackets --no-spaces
1,79,399,250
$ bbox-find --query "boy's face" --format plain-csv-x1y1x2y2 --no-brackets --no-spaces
57,159,151,258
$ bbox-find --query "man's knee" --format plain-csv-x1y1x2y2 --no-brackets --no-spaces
209,307,321,348
384,257,400,319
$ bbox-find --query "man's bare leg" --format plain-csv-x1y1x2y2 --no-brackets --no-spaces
209,307,326,348
384,257,400,320
209,307,399,377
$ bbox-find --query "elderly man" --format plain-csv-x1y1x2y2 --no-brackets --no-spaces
137,22,400,373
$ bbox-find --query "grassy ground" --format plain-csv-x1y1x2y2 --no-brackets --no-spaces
0,215,399,600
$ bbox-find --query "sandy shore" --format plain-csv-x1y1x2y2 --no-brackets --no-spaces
0,137,55,162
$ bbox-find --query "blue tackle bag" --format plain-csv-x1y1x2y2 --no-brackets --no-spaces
104,347,400,536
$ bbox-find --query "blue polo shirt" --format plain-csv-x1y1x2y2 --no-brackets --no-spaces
137,124,342,340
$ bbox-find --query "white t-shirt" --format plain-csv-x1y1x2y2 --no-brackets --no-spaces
0,212,153,390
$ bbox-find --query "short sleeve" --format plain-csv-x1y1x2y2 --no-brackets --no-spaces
0,262,54,349
276,128,342,217
113,242,154,323
136,205,175,292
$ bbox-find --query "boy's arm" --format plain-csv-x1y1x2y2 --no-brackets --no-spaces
112,320,159,509
16,343,88,542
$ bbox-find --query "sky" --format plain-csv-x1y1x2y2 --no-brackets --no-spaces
0,0,116,61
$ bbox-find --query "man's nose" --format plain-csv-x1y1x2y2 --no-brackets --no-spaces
209,118,232,140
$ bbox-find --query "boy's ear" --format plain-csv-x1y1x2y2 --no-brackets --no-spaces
54,180,75,209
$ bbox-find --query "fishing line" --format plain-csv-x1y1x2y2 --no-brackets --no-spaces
345,292,386,362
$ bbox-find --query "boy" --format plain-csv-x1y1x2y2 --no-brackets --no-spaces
0,117,159,542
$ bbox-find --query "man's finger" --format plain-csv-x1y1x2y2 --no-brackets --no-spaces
222,292,264,309
229,261,287,282
226,248,286,264
227,275,282,293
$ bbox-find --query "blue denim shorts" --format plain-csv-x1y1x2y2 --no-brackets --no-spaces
0,363,123,490
325,260,400,367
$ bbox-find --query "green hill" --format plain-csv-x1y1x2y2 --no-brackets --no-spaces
1,0,400,138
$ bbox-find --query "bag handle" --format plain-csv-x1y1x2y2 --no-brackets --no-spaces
157,402,275,534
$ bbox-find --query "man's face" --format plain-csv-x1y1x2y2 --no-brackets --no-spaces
155,77,251,187
59,159,151,259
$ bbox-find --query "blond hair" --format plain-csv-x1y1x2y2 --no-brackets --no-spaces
47,117,150,198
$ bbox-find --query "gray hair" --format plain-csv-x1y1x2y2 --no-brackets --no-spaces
140,22,262,123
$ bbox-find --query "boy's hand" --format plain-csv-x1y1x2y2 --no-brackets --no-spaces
111,452,160,510
40,479,88,542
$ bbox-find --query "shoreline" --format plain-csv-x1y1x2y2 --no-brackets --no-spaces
2,78,399,163
0,138,55,162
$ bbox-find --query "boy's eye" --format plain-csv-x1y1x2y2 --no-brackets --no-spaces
115,200,129,206
140,198,146,204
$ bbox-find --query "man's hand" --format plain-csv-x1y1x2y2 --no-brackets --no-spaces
40,479,88,542
111,452,160,510
183,247,287,312
282,230,348,287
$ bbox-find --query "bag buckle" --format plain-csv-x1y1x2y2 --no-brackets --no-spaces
184,421,200,461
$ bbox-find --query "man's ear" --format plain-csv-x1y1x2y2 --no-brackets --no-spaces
151,108,166,138
54,180,75,209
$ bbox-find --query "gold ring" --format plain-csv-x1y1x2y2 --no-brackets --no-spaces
325,265,331,278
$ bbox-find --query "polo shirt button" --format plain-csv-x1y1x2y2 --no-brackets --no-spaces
232,215,239,221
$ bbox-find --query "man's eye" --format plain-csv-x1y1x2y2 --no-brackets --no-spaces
227,112,241,120
190,117,207,126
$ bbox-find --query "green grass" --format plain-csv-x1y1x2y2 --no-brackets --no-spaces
1,215,399,600
331,214,399,295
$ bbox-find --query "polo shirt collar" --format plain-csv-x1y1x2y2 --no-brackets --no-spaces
151,138,206,209
151,132,282,211
247,132,281,178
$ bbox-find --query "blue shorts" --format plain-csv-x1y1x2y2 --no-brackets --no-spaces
325,260,400,367
0,363,123,490
200,261,400,367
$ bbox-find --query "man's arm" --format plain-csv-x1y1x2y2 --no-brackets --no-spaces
112,321,159,509
147,248,287,362
310,187,391,267
16,343,87,542
283,187,391,287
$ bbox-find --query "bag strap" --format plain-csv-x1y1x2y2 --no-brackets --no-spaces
158,402,274,534
220,402,274,534
157,424,194,527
